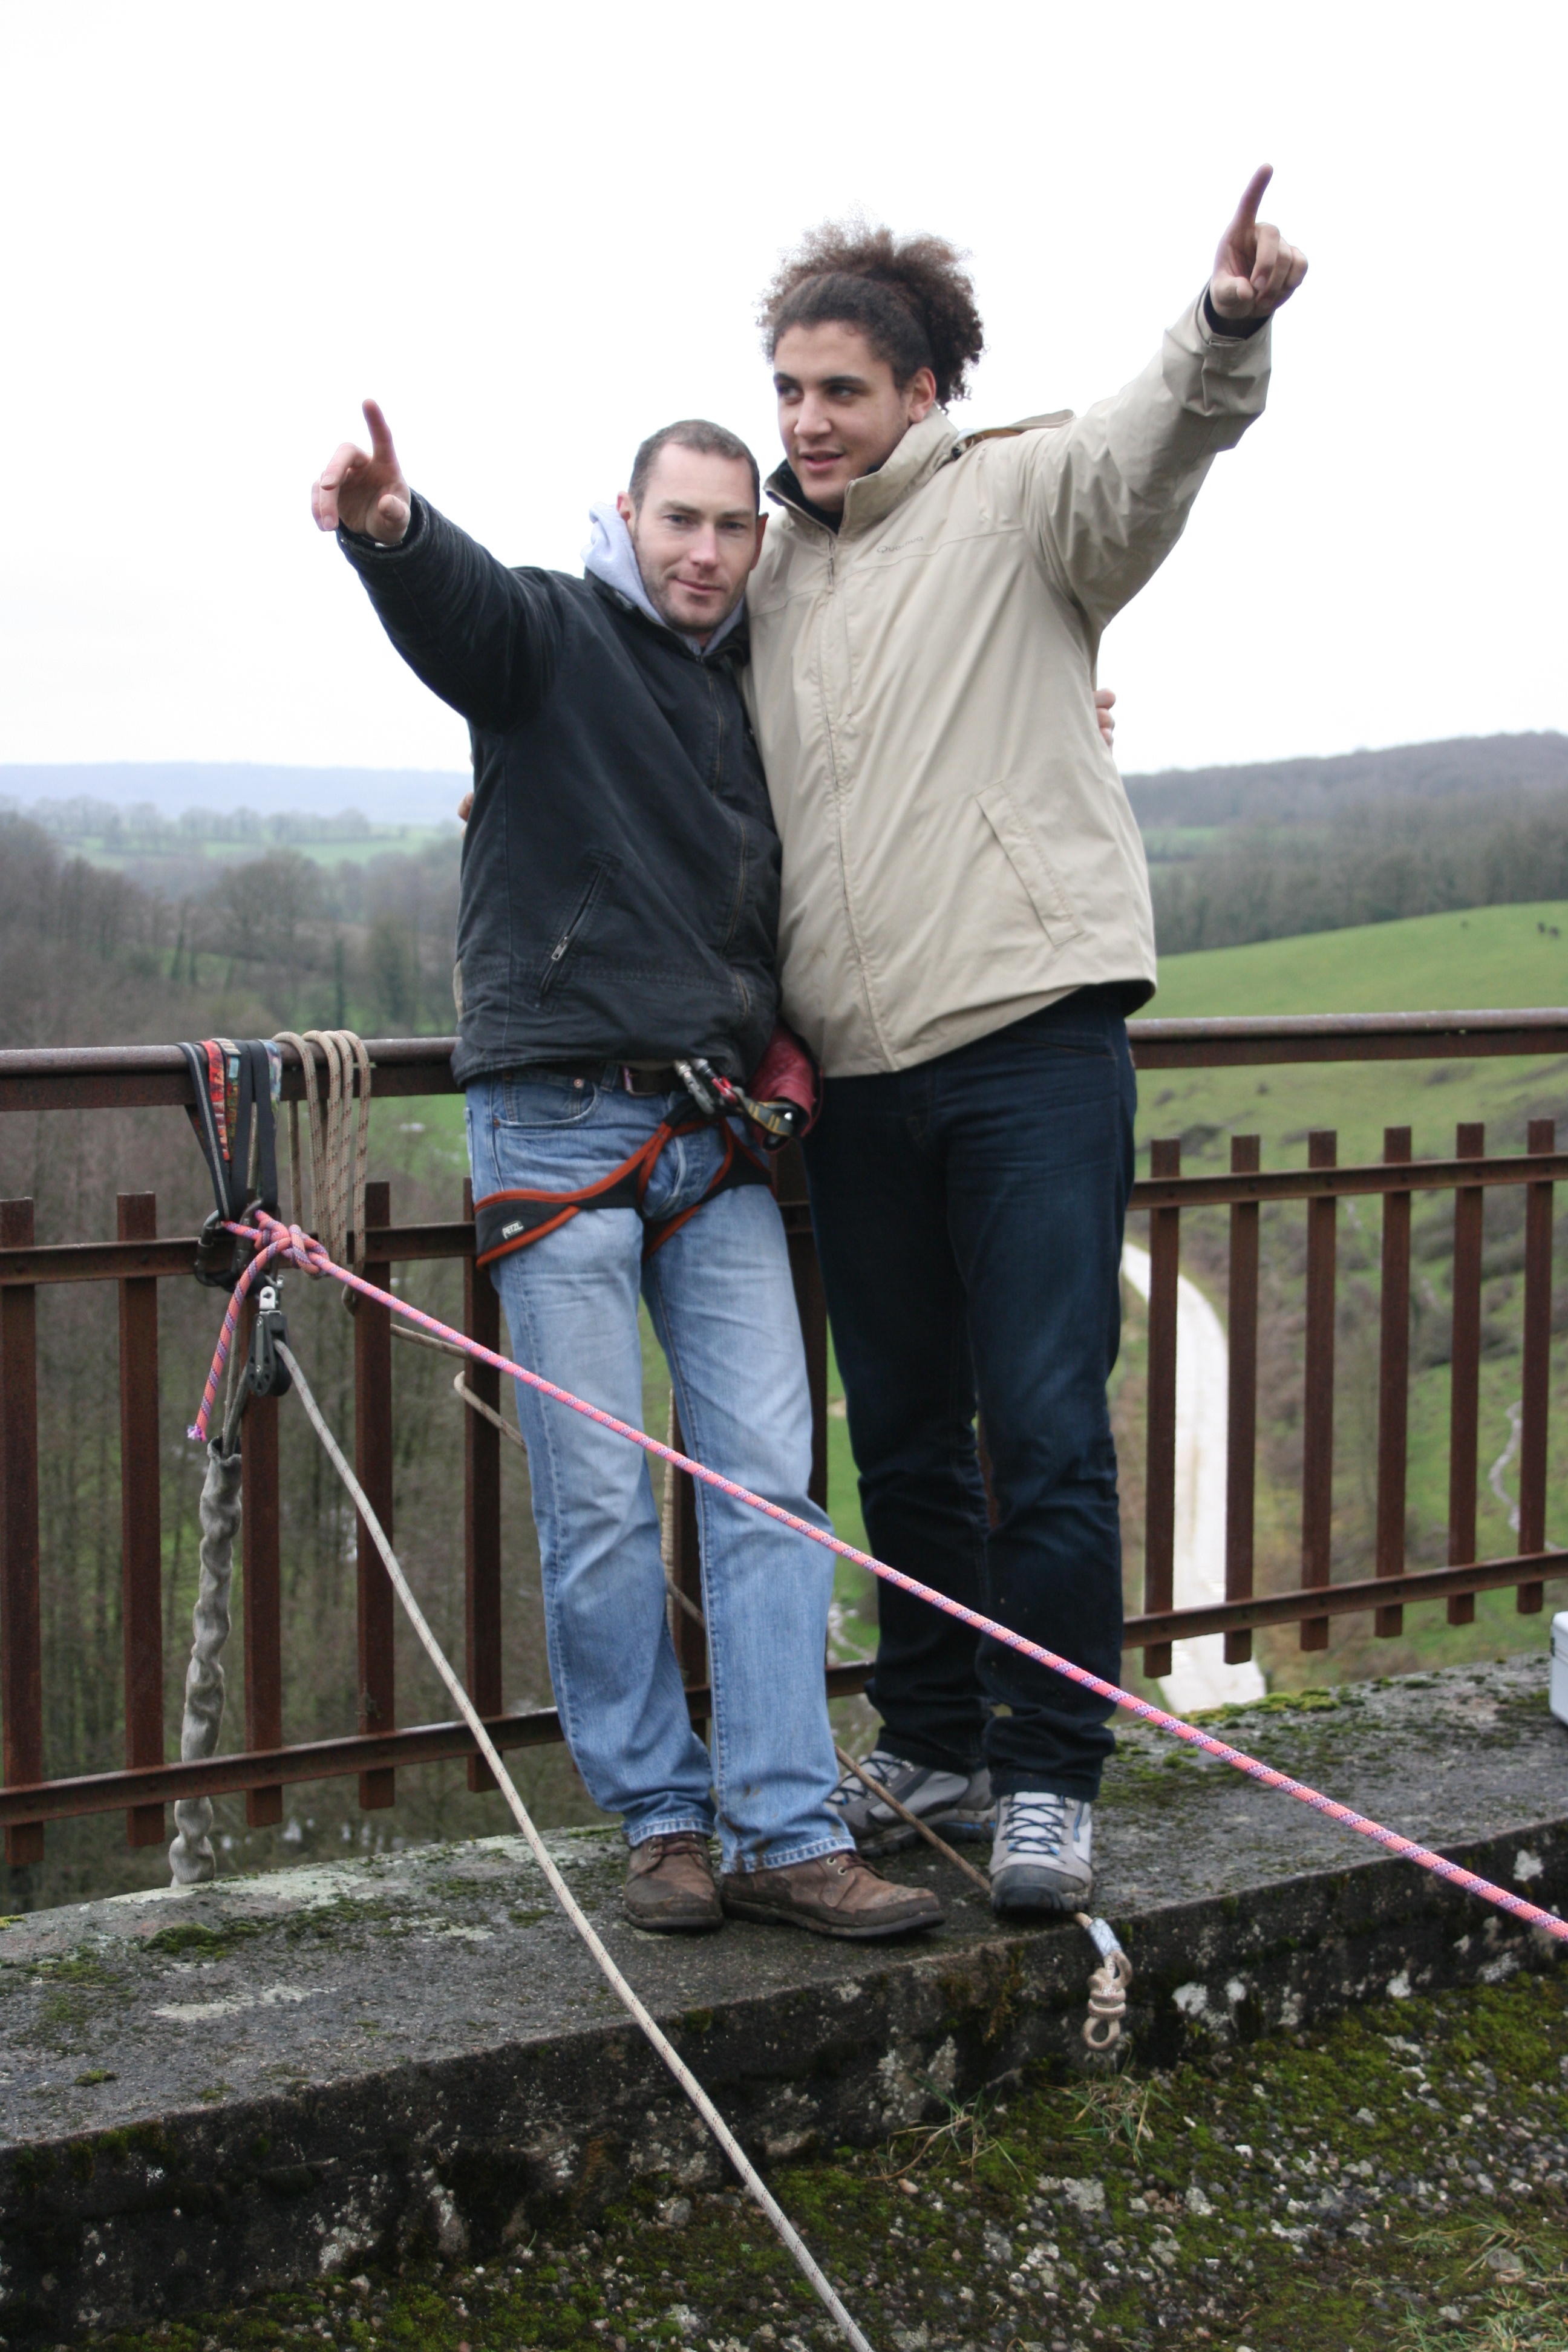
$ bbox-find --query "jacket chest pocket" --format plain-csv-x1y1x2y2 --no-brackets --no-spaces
976,783,1083,949
535,856,615,1001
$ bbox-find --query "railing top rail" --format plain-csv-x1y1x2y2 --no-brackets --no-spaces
0,1036,457,1111
1128,1006,1568,1066
2,1008,1566,1112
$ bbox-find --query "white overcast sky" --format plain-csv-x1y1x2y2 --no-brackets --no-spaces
1,1,1561,796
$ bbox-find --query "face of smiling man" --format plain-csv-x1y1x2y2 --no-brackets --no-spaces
616,445,765,643
771,321,938,517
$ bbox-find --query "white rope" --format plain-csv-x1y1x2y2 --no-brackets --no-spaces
168,1443,244,1886
273,1339,874,2352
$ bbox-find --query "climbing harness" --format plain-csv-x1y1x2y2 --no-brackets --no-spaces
469,1022,816,1264
473,1114,771,1270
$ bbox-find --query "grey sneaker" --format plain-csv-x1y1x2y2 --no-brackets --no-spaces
828,1748,995,1854
989,1793,1093,1916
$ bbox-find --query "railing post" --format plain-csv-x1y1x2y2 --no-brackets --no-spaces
1224,1137,1261,1664
1447,1123,1485,1625
117,1192,165,1846
1143,1138,1180,1681
1374,1129,1413,1638
1518,1116,1554,1614
1300,1129,1338,1650
775,1143,828,1511
463,1179,502,1792
241,1293,283,1828
356,1178,396,1809
0,1199,43,1868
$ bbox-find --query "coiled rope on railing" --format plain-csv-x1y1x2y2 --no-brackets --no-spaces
272,1030,372,1270
189,1210,1568,1955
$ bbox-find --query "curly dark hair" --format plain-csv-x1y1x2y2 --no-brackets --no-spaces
758,219,985,407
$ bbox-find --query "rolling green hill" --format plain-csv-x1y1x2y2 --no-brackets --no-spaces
1149,899,1568,1021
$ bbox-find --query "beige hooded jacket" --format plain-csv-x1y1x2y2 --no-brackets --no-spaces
742,294,1272,1077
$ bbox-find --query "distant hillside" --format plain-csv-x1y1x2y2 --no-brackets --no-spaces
0,762,468,830
1124,731,1568,829
1124,733,1568,953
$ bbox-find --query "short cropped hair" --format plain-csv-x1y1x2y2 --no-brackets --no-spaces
629,419,760,512
759,218,986,408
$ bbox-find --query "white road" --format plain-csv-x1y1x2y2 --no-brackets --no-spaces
1122,1245,1268,1713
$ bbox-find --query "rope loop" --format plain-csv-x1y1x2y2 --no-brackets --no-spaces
271,1029,372,1277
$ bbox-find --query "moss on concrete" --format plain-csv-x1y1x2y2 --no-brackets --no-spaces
68,1960,1568,2352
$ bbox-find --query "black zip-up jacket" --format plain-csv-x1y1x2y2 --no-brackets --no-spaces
339,497,780,1085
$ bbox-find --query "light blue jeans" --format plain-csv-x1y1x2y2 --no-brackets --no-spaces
465,1071,851,1875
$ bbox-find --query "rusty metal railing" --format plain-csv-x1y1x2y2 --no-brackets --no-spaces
0,1013,1564,1857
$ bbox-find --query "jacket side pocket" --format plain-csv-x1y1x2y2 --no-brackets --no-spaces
976,783,1083,949
535,856,615,1002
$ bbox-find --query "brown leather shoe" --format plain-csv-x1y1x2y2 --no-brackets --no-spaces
622,1832,722,1932
720,1848,944,1941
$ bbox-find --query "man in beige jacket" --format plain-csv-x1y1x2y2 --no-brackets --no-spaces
745,169,1307,1914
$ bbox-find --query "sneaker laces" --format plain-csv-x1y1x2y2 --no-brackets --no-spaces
829,1749,900,1803
999,1794,1071,1858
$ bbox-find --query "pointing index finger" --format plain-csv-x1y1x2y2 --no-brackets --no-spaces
1230,163,1274,238
362,398,396,460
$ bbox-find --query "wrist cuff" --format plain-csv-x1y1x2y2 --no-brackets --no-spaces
1202,286,1267,342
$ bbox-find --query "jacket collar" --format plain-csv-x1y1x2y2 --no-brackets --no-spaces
584,569,750,667
765,408,960,541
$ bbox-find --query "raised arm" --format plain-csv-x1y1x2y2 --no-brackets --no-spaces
313,401,564,731
1018,166,1307,633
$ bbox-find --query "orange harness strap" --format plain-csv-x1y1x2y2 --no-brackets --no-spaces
472,1118,772,1272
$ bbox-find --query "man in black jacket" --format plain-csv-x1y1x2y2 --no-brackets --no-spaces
313,403,939,1943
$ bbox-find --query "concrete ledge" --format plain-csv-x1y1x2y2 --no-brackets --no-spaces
1,1657,1564,2341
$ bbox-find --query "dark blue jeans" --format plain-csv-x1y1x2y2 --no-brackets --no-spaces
803,988,1135,1800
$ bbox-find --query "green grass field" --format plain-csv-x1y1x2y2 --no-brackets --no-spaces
77,824,459,873
1133,901,1568,1177
1149,897,1568,1020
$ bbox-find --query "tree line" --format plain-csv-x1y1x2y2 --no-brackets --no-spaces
0,814,460,1046
1145,788,1568,955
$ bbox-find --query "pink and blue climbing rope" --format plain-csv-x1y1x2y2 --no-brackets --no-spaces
195,1210,1568,1951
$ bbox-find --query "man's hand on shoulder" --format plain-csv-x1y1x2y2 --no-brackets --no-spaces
312,399,413,544
1096,688,1116,750
1209,165,1307,325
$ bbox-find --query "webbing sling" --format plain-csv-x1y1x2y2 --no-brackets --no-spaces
178,1039,282,1289
473,1116,771,1270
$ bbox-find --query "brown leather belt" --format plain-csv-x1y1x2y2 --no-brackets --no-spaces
505,1059,685,1099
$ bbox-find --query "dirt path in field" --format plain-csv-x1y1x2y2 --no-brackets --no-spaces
1122,1244,1268,1712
